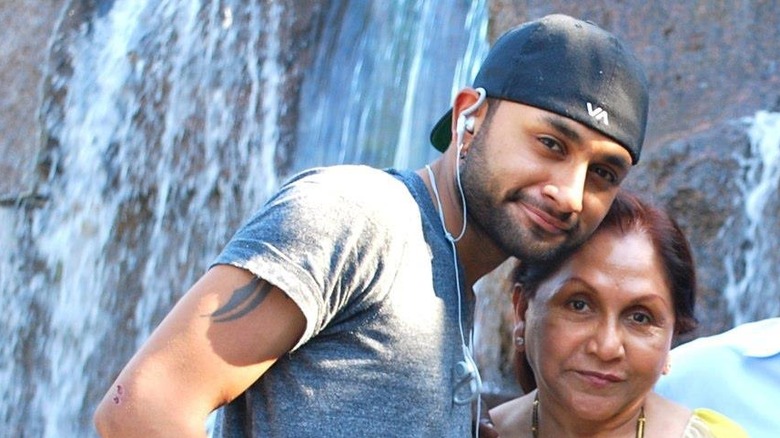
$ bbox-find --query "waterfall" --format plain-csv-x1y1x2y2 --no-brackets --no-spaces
294,0,488,171
723,111,780,324
0,1,484,436
3,1,780,436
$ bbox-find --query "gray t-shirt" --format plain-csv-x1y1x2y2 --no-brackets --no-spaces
212,165,473,437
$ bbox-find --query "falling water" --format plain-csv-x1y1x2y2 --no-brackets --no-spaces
0,0,485,436
8,2,775,436
723,111,780,324
294,0,488,170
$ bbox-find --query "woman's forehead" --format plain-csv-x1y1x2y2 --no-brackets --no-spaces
539,230,669,298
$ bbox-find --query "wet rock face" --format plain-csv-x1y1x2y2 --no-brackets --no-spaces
0,1,67,198
476,1,780,402
1,0,778,417
477,117,780,402
491,0,780,152
626,123,752,340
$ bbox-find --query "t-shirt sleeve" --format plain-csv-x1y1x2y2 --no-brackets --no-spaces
212,166,414,351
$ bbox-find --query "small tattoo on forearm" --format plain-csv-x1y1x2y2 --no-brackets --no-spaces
208,277,272,322
112,384,124,404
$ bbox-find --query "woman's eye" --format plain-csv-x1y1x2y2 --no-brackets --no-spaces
630,312,653,325
567,299,588,312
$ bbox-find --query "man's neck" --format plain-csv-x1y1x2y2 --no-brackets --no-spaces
417,158,508,289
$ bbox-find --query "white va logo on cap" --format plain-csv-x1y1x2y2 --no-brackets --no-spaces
587,102,609,126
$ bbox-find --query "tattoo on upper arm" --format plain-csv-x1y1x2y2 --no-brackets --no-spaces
207,277,273,322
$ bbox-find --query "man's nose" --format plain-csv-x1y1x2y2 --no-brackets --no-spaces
541,163,587,214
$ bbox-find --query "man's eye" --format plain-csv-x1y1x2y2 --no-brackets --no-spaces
592,166,617,184
539,137,563,153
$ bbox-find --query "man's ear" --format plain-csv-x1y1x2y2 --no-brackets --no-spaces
451,88,487,151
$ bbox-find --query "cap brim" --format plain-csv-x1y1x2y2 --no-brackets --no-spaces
430,109,453,152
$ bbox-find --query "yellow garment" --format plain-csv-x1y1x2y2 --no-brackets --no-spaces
685,408,750,438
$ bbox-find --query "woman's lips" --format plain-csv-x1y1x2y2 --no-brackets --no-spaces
577,370,625,388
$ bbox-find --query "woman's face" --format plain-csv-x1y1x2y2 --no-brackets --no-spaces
520,229,676,421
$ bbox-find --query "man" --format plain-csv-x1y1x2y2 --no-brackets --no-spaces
655,318,780,438
94,14,649,437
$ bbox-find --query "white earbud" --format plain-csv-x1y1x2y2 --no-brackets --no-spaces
455,87,487,148
464,116,476,133
456,115,468,144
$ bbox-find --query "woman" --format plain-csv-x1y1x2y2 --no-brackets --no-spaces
489,192,747,437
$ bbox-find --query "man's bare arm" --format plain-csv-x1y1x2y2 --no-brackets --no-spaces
93,264,306,437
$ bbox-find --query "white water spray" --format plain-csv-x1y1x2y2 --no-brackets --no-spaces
723,111,780,324
0,1,477,436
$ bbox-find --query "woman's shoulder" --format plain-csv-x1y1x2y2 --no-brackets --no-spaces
685,408,750,438
489,393,534,438
649,393,748,437
646,392,695,436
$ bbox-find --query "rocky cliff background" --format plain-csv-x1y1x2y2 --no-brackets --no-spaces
472,0,780,402
0,1,66,199
2,0,778,415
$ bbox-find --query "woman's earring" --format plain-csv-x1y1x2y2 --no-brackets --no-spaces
515,336,525,347
662,361,672,375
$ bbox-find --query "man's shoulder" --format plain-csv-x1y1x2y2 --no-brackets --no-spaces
283,165,410,201
288,164,400,185
721,318,780,357
278,165,422,228
674,318,780,360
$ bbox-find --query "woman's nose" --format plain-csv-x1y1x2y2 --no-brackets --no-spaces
586,319,626,361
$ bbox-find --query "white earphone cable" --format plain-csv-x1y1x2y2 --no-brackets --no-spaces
425,88,487,437
425,164,468,349
426,164,482,438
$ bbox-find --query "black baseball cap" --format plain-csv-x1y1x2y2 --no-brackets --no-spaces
430,14,649,164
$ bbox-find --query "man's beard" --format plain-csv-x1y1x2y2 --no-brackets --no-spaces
458,135,588,265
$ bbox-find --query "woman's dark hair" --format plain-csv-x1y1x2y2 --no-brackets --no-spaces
515,190,698,334
512,190,699,392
